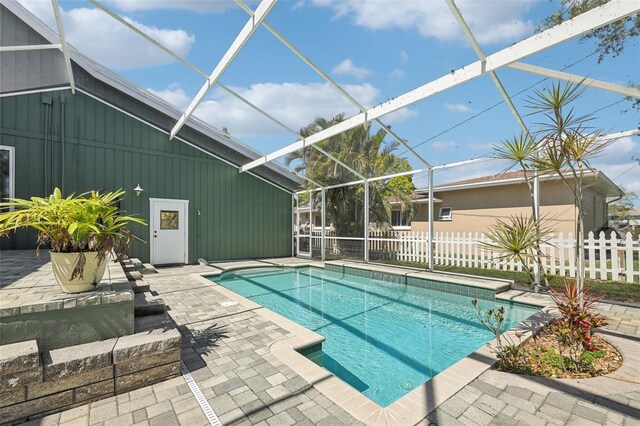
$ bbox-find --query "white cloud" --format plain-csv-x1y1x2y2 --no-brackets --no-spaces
465,141,495,151
332,59,371,80
389,68,405,79
433,159,505,186
444,102,474,113
383,107,418,124
592,136,640,194
311,0,534,44
291,1,306,10
431,140,458,152
18,1,195,70
148,86,191,108
104,0,239,14
151,82,389,137
399,50,409,63
593,136,637,165
150,81,418,137
596,162,640,194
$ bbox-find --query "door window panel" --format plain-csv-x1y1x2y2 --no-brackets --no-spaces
160,210,179,229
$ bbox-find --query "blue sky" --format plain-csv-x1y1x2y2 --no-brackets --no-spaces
21,0,640,195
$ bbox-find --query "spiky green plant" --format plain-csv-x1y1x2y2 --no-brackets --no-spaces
527,82,615,301
480,215,551,283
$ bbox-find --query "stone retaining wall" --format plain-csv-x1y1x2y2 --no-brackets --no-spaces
0,328,181,424
1,252,135,351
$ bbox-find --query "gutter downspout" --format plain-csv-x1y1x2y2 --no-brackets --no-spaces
42,96,52,194
60,94,66,193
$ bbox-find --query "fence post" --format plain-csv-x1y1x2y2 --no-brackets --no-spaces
598,231,606,280
587,232,596,279
611,232,619,281
568,232,575,278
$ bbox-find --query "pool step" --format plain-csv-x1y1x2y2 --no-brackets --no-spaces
134,293,166,317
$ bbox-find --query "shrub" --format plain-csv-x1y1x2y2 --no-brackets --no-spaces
549,280,608,369
471,299,525,371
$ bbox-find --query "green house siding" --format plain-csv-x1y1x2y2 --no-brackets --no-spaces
0,90,293,262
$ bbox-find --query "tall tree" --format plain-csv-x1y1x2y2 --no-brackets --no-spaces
286,114,415,241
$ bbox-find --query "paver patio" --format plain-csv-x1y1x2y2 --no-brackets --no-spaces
19,258,640,425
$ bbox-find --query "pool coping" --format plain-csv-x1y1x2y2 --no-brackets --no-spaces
194,262,555,425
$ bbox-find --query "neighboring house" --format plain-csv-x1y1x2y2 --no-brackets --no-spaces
394,170,623,236
0,2,299,264
609,208,640,234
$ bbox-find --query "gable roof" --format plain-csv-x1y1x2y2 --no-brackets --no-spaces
1,0,302,192
415,170,624,197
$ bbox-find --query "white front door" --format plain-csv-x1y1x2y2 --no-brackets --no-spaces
150,198,189,265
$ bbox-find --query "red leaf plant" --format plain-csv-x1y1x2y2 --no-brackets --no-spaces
549,280,608,368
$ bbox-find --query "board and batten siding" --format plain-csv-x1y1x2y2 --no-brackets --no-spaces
0,90,292,262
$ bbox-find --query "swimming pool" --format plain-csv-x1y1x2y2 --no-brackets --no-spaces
210,266,538,407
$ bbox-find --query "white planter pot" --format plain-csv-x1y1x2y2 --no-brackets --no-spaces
50,251,108,294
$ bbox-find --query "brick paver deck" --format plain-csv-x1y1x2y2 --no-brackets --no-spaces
25,259,640,426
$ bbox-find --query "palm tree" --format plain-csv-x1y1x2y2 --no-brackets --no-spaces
490,81,615,299
528,82,613,301
286,114,415,252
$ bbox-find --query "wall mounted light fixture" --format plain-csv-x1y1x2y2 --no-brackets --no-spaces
133,184,144,196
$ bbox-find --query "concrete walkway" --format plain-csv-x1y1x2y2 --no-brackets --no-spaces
29,258,640,426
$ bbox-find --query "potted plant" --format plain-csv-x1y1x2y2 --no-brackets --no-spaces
0,188,146,293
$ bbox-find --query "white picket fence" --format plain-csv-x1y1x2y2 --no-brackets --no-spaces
303,230,640,283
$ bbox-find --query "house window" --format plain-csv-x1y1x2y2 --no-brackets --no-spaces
315,213,322,228
439,207,453,220
0,146,14,206
391,210,409,227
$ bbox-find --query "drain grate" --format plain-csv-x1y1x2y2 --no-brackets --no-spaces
181,362,222,426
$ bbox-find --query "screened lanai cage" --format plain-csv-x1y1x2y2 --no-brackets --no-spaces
2,0,639,281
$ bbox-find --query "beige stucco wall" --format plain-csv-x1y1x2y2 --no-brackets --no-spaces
409,180,609,236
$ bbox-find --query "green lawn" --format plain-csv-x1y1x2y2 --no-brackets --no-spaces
372,259,640,304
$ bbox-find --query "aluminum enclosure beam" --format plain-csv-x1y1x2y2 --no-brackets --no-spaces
88,0,362,182
241,0,638,173
508,62,640,99
445,0,541,285
169,0,278,140
445,0,532,137
321,189,326,261
364,180,370,263
600,129,640,140
0,44,61,52
428,168,434,271
234,0,431,168
51,0,75,94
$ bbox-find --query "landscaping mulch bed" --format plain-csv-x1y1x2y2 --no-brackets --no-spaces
497,328,623,379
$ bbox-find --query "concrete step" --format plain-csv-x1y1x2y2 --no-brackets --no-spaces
134,313,173,332
126,270,144,281
130,280,151,294
141,263,158,274
122,264,137,272
134,293,165,317
129,258,143,268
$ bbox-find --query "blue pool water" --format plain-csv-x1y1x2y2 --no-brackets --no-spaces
211,267,537,407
